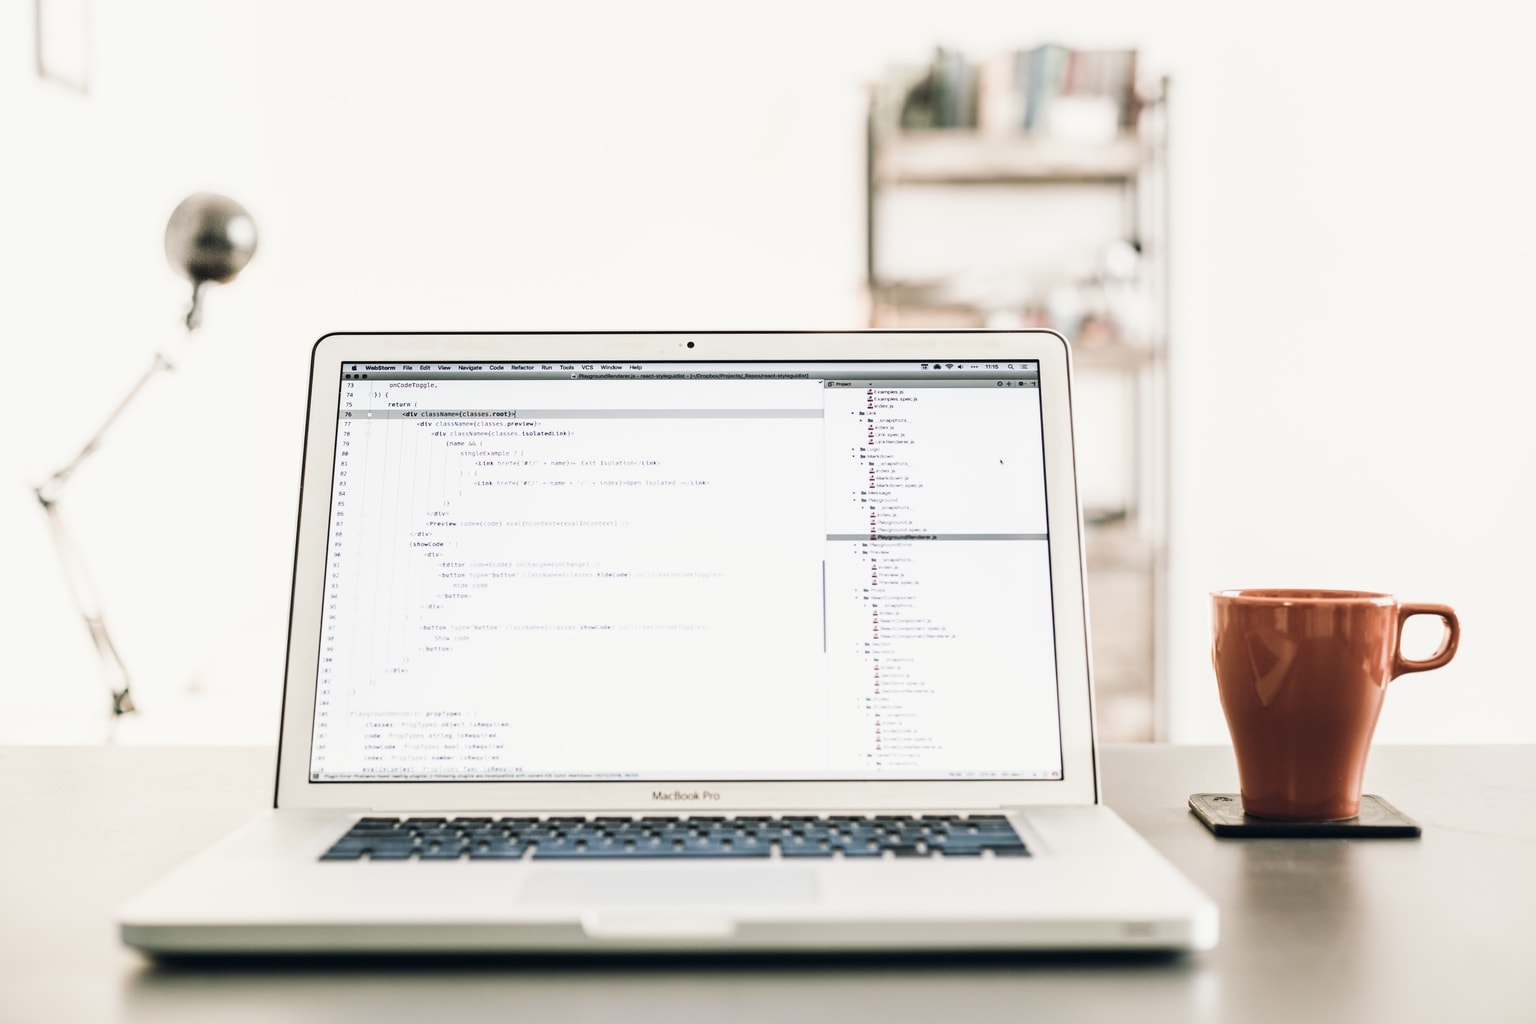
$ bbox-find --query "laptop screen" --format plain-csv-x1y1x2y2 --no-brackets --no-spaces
308,358,1064,784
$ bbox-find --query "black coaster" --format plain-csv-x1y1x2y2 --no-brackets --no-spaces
1188,793,1421,838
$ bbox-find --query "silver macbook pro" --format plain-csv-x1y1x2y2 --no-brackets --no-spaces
119,330,1217,955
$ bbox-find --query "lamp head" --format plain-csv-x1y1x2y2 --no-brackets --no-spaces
165,193,257,329
165,192,256,285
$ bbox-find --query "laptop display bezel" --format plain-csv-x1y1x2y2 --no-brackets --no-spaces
274,331,1099,811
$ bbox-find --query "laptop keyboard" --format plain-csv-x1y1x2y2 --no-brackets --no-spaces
321,814,1028,861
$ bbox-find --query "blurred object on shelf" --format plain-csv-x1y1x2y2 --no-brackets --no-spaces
880,44,1140,140
872,236,1151,351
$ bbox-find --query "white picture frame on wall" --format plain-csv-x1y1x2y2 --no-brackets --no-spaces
35,0,91,94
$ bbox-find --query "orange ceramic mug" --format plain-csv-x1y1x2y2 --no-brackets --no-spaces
1211,589,1459,820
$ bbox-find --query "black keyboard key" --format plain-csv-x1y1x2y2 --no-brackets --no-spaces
467,843,529,860
838,844,884,857
419,844,466,860
987,845,1030,857
779,844,838,858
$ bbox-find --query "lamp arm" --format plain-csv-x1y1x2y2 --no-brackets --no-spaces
34,352,176,507
32,348,182,717
35,501,136,715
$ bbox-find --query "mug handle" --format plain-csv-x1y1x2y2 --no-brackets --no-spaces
1394,604,1460,676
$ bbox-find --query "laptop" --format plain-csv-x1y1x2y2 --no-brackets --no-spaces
119,329,1217,955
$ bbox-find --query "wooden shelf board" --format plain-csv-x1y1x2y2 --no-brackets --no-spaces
874,132,1146,185
869,304,1156,371
1073,344,1157,371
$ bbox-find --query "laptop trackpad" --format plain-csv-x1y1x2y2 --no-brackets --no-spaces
518,868,819,907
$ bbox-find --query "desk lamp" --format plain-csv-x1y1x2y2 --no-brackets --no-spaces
34,193,257,717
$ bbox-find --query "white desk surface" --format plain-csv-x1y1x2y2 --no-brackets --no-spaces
1,743,1531,1024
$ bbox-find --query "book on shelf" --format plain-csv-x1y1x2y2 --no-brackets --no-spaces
895,47,976,130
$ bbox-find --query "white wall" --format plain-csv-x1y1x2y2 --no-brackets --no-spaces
3,0,1532,744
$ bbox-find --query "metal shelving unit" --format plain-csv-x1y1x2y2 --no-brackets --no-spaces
865,77,1171,741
